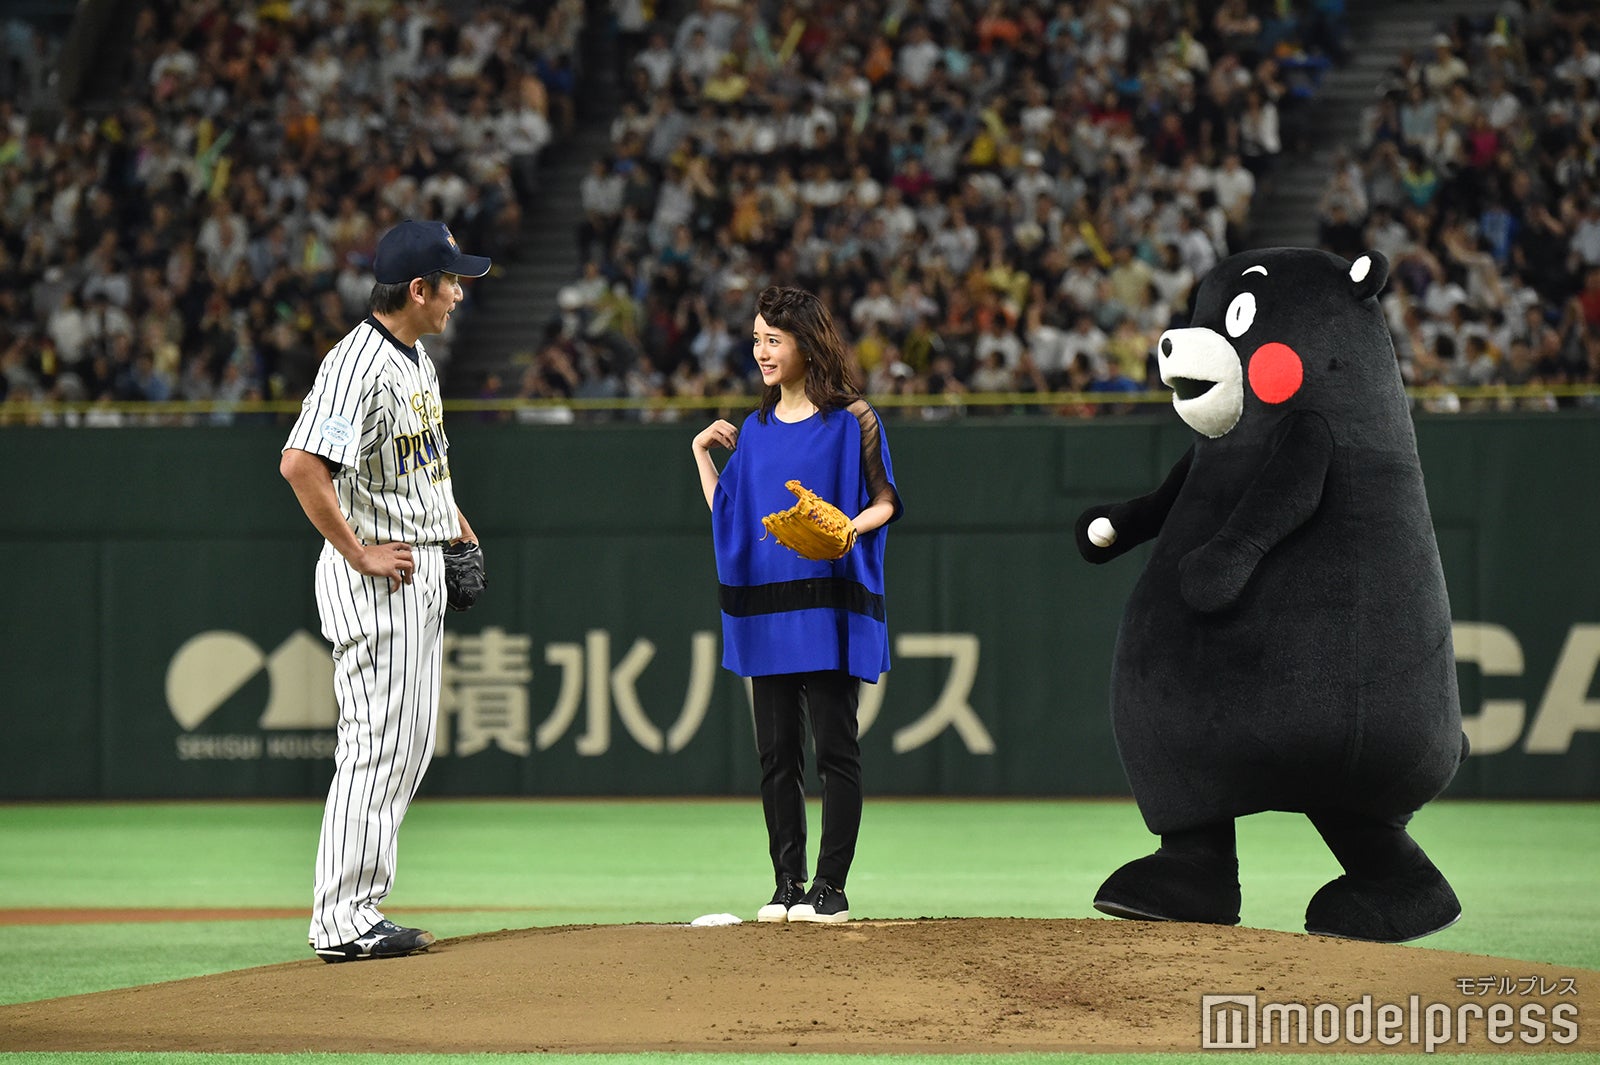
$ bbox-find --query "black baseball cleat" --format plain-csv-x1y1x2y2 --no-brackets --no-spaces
788,878,849,924
314,919,435,963
757,874,807,923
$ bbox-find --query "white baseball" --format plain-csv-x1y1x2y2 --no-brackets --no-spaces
1088,516,1117,547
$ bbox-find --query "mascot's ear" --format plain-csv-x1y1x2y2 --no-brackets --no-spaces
1347,250,1389,302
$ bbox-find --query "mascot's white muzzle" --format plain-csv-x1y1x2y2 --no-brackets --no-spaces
1158,327,1244,438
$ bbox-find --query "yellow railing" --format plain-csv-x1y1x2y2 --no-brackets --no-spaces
0,385,1597,423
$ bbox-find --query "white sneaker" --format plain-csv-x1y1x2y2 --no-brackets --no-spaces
757,875,806,923
787,879,849,923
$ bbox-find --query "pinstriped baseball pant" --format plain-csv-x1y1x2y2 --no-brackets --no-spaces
308,542,445,949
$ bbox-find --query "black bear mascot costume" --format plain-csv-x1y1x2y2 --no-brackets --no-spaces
1075,247,1467,943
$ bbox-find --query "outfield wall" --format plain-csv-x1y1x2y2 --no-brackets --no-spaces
3,414,1597,799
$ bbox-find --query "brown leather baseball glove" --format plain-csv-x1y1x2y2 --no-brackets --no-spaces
761,480,858,561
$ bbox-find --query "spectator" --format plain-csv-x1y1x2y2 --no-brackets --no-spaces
1422,33,1469,94
634,31,676,92
579,157,625,262
1237,86,1282,181
1212,152,1257,244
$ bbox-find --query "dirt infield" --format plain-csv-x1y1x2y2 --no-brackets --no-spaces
2,918,1594,1054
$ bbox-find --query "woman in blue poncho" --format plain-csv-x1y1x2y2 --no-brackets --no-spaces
691,286,902,925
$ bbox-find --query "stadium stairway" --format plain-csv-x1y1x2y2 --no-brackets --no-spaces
450,121,614,394
449,1,625,396
1247,0,1505,250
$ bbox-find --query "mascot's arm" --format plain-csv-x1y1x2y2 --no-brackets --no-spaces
1179,411,1334,612
1075,446,1195,564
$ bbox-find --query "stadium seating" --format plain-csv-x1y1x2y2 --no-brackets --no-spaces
0,0,584,420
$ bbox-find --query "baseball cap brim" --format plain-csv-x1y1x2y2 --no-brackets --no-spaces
451,253,492,279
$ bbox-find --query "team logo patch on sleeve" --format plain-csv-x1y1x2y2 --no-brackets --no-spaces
320,415,355,446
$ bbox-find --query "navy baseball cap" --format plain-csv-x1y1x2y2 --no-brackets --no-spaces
372,220,492,284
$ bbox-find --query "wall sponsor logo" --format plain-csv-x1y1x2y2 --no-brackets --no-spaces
1454,623,1600,755
165,629,995,762
160,619,1600,764
165,630,338,760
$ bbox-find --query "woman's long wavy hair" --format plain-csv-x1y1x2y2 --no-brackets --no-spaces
754,286,861,422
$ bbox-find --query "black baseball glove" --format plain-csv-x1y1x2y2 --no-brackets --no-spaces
443,540,486,611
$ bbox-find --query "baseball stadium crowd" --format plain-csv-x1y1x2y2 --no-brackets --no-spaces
0,0,582,421
2,0,1598,422
1314,1,1600,411
519,0,1343,417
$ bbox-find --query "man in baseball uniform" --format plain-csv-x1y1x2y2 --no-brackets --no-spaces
280,220,488,963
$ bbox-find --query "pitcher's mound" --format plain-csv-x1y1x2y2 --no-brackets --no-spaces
2,918,1594,1054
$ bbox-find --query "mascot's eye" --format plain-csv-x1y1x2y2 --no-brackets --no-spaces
1225,292,1256,338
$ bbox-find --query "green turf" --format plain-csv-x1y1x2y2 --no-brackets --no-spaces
0,799,1595,1063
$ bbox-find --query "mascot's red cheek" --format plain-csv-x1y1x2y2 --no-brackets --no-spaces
1248,342,1303,403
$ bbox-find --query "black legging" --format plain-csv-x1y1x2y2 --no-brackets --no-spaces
751,669,863,889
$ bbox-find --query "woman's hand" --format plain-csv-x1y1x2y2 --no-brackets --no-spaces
693,419,739,453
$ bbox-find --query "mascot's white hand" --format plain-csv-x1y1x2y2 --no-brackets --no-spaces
1088,516,1118,548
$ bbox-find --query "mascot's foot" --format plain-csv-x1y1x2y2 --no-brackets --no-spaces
1305,858,1461,943
1094,852,1241,925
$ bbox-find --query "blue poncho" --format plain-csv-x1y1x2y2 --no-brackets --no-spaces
713,400,901,681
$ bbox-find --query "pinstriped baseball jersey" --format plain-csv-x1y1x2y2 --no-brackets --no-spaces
285,317,462,546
